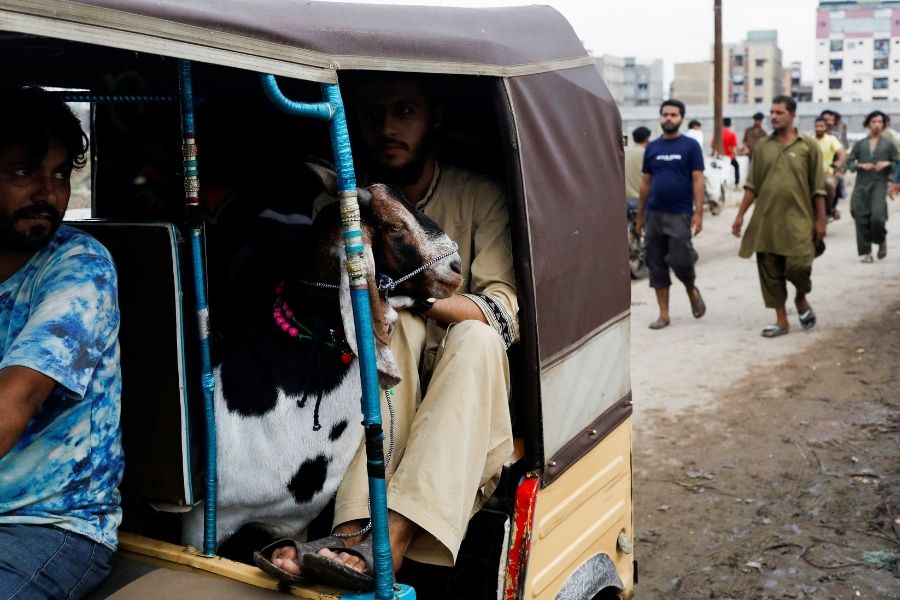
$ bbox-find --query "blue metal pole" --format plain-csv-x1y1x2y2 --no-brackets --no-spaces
178,59,218,558
262,74,408,600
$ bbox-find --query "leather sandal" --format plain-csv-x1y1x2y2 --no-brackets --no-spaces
302,538,376,591
253,535,345,584
690,288,706,319
648,317,670,330
761,325,788,338
796,305,816,330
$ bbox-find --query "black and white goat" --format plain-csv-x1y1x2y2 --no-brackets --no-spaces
182,170,462,551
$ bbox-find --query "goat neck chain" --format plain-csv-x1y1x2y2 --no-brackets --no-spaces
272,295,353,364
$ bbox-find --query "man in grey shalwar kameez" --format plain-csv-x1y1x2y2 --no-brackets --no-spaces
847,110,898,262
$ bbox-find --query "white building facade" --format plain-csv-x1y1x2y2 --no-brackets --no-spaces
814,0,900,103
594,55,664,107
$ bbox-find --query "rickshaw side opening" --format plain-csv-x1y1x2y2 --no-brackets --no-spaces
0,2,633,599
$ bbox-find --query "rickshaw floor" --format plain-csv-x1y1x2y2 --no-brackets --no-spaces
395,508,509,600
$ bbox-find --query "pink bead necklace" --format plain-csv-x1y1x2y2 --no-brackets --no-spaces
272,293,353,364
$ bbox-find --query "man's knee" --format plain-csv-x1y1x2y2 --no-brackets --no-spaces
445,320,505,355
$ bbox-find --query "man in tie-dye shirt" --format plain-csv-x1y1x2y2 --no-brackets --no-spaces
0,86,122,600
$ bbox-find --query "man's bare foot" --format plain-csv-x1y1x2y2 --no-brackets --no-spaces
267,519,368,576
316,512,418,574
270,545,302,575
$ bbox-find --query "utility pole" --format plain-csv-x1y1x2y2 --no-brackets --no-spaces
713,0,723,157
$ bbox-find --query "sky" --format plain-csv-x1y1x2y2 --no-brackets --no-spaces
319,0,821,89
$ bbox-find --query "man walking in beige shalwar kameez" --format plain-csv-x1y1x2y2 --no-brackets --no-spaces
732,95,827,338
258,73,518,590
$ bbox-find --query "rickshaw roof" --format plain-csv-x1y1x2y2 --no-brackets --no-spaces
3,0,595,80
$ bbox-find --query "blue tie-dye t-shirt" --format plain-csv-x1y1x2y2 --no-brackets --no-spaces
0,225,123,550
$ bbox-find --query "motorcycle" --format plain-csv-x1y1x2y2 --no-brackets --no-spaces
626,199,648,279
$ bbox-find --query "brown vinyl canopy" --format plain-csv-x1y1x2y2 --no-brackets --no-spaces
0,0,629,461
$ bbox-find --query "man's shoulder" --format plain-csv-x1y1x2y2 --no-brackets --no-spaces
32,226,116,280
53,225,114,260
439,164,503,195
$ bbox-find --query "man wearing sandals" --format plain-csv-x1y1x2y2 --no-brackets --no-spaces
256,73,518,590
846,110,897,263
636,98,706,330
732,95,826,338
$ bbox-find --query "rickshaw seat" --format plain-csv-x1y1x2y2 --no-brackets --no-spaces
66,220,197,509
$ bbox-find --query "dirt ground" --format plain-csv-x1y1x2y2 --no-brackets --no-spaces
631,190,900,599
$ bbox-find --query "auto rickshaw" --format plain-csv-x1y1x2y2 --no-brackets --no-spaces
0,1,632,598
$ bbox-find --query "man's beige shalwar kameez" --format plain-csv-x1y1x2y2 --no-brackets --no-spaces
333,163,518,566
741,132,825,307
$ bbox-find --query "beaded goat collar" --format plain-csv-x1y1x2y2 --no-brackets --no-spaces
272,289,353,364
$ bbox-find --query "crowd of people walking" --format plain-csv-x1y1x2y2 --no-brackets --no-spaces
626,98,896,337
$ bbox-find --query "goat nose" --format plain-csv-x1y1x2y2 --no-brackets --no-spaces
449,256,462,274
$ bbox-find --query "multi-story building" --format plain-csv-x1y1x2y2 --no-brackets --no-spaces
814,0,900,103
784,61,814,102
671,30,783,108
671,61,715,106
726,30,784,105
594,55,664,107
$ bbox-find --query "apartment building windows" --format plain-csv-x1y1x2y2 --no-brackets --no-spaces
874,39,890,58
873,77,889,90
754,77,764,86
830,39,843,52
829,78,842,90
874,58,888,70
830,59,843,73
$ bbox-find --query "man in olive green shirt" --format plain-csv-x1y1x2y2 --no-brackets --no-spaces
732,95,827,338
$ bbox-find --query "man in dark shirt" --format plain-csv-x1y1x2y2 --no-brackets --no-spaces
636,99,706,329
742,112,768,157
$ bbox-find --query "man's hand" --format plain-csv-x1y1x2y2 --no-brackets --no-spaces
814,219,826,243
891,183,900,199
691,212,703,236
858,162,875,171
875,160,892,172
732,214,744,238
635,214,645,236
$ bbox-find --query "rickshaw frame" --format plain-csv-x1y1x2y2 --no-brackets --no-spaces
0,1,633,598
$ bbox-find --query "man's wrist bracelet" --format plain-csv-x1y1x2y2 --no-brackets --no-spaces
409,297,436,314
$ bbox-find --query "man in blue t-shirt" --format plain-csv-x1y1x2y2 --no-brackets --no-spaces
0,86,122,600
636,99,707,329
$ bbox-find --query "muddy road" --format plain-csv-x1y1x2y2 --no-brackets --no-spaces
630,191,900,598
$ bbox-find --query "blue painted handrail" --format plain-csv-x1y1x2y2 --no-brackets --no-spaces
177,59,218,558
262,73,407,600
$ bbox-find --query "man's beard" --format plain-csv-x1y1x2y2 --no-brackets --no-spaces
367,131,435,188
661,121,680,133
0,202,63,252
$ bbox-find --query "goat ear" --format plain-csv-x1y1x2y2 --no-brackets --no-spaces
338,245,401,390
304,161,338,196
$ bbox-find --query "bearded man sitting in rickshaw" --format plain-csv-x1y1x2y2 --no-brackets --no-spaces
255,72,518,591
